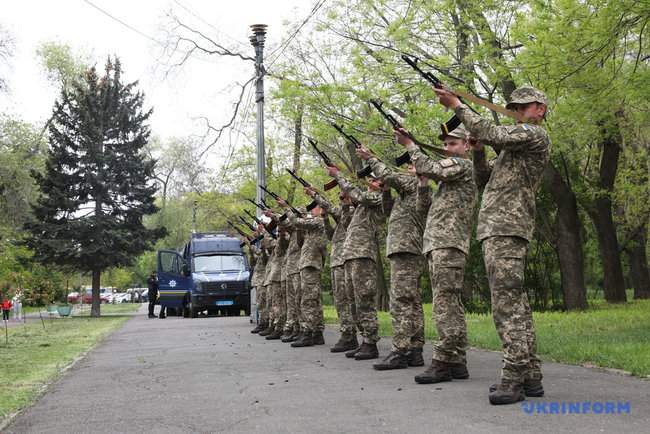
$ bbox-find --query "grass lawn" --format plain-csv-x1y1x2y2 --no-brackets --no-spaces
0,303,140,420
324,299,650,377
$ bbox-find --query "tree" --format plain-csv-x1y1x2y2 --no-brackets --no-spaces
25,57,166,317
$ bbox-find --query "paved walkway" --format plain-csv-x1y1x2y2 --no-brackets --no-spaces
5,309,650,433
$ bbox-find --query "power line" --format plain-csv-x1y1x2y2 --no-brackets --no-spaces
83,0,160,45
171,0,248,48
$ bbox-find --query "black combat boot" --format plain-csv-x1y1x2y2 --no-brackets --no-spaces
258,324,274,337
265,329,283,340
291,331,314,347
414,360,453,384
283,329,301,343
354,342,379,360
489,381,525,405
280,329,293,341
449,362,469,379
345,347,361,358
251,322,266,333
373,351,409,370
312,330,325,345
405,348,424,367
489,378,543,397
331,334,359,353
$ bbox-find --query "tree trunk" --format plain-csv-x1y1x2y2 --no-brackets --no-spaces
587,134,627,303
542,163,588,310
91,268,101,317
287,106,303,204
626,224,650,299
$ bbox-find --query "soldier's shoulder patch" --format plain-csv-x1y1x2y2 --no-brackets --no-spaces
439,158,457,168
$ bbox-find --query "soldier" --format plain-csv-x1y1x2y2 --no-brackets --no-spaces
354,147,428,370
434,85,550,405
278,211,305,342
395,124,477,384
275,199,328,347
327,166,384,360
306,187,359,353
258,234,277,337
249,226,271,333
264,227,289,340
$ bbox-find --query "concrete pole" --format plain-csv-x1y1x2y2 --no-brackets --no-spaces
250,24,267,218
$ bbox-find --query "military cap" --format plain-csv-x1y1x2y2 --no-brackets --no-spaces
439,124,468,141
506,86,547,109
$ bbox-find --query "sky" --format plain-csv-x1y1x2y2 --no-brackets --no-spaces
1,0,311,150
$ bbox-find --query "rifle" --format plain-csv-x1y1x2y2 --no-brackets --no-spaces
329,123,374,178
401,54,525,123
369,99,460,164
226,220,260,247
307,138,339,191
259,185,304,217
285,169,320,211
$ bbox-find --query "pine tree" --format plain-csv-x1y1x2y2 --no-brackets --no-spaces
25,57,166,317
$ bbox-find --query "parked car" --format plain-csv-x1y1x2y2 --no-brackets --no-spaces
67,291,80,303
79,288,111,304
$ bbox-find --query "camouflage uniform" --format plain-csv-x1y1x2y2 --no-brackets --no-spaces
251,239,270,323
262,238,277,326
271,233,289,331
334,173,384,345
408,143,477,365
313,194,357,336
367,158,426,354
287,210,327,334
456,87,550,384
278,217,304,335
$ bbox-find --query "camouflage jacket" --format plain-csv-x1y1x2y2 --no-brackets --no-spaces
249,241,268,287
313,193,355,268
278,217,304,276
287,210,327,271
455,104,551,242
263,238,283,285
334,173,384,262
367,158,425,257
408,147,477,255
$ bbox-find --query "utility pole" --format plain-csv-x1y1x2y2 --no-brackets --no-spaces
250,24,267,218
191,200,197,233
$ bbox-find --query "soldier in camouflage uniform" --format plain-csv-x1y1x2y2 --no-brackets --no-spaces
278,213,305,342
354,147,428,370
306,187,359,353
395,124,477,384
435,85,550,405
327,166,384,360
275,199,328,347
258,236,277,336
249,228,270,333
264,228,289,340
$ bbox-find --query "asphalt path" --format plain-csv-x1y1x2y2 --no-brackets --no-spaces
5,307,650,433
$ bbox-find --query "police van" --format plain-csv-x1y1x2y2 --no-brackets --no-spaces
156,232,251,317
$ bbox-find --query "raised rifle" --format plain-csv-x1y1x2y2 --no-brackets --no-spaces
401,54,524,123
307,138,339,191
285,169,320,211
329,123,374,178
369,99,461,164
259,185,304,217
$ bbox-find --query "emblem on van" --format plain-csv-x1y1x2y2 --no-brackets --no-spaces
169,280,177,288
220,283,227,290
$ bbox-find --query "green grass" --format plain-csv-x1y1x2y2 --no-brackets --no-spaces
0,303,139,420
324,299,650,377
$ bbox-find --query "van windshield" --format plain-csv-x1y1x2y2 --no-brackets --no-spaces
193,254,246,273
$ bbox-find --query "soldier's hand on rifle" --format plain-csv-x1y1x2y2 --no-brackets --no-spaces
394,128,415,147
407,164,417,177
263,209,274,218
304,186,316,197
355,145,372,161
418,175,429,186
257,223,265,232
326,165,339,177
468,136,483,151
277,197,288,208
433,87,462,110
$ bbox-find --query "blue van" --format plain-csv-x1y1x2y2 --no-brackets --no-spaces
156,232,251,318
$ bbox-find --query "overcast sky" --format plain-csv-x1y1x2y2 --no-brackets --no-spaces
1,0,310,149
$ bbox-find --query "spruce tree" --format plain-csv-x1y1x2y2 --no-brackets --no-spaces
25,57,166,317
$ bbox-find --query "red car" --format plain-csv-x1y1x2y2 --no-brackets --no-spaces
68,288,110,304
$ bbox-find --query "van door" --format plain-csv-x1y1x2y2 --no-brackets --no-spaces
156,250,192,310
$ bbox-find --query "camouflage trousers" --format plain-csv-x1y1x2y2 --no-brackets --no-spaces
345,258,378,344
283,272,301,333
300,267,324,333
389,253,425,353
483,236,542,384
257,285,269,322
270,281,286,330
331,265,356,335
429,248,468,364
